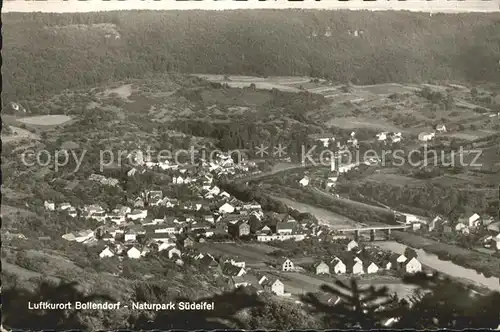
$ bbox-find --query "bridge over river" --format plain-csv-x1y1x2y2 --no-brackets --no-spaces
335,225,411,241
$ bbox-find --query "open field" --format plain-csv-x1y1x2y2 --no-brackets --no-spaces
1,204,37,220
97,83,134,100
2,260,60,284
194,74,309,92
261,270,418,300
362,173,426,188
18,115,73,126
442,130,496,141
325,117,404,132
355,83,418,95
200,89,273,106
197,242,281,265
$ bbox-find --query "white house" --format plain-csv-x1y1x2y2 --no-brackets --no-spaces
436,124,447,133
44,201,55,211
367,262,379,274
494,237,500,250
168,247,182,259
332,259,347,274
391,133,402,143
128,209,148,221
158,242,175,252
319,138,333,148
326,177,338,189
455,222,469,233
124,232,137,242
58,202,72,211
127,247,141,259
405,257,422,274
219,203,235,214
467,213,481,228
299,176,310,187
67,207,78,218
418,132,435,142
271,279,285,296
396,254,407,263
265,279,285,296
281,258,294,271
346,240,359,252
258,276,268,285
352,261,364,275
208,186,221,196
173,176,184,185
376,132,388,141
99,247,115,259
226,259,246,269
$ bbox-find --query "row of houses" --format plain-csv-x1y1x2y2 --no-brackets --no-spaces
129,151,258,179
277,239,423,276
312,254,422,276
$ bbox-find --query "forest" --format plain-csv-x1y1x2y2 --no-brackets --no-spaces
3,10,500,101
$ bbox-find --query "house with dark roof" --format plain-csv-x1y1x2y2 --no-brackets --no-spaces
222,262,246,277
276,222,296,235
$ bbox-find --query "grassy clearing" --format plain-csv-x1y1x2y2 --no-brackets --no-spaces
97,84,134,100
200,89,273,106
1,204,37,220
197,242,278,264
18,115,73,126
358,83,416,95
325,117,404,132
260,270,418,300
362,174,425,187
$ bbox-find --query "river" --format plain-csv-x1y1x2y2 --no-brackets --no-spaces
376,241,500,292
272,194,500,292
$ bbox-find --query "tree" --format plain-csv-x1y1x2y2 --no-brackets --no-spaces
471,87,478,98
404,247,418,260
394,272,500,329
248,215,262,233
301,278,400,329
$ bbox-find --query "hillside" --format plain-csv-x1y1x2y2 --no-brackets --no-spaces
3,10,500,102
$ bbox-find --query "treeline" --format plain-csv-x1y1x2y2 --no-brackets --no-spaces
220,179,395,225
337,181,499,221
3,11,500,100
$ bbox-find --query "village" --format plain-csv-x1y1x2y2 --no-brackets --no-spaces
28,127,499,303
32,146,442,303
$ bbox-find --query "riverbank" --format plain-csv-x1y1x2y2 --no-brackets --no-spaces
376,240,500,293
266,186,395,225
390,231,500,282
270,187,500,281
266,190,500,290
